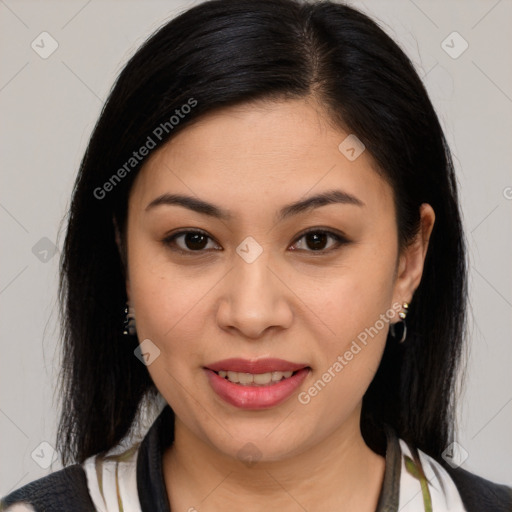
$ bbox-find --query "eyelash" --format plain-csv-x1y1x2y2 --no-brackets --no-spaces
162,227,349,256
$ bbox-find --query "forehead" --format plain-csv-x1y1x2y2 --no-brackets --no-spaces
129,99,394,219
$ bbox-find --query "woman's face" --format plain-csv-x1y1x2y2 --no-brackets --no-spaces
123,98,433,462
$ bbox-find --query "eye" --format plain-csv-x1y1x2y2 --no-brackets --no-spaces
290,228,349,253
162,230,221,254
162,227,349,256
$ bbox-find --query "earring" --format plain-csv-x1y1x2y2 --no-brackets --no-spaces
123,301,136,336
390,302,409,343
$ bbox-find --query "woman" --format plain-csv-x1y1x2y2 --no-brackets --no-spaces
2,0,511,511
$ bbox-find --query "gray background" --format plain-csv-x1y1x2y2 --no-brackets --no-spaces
1,0,511,496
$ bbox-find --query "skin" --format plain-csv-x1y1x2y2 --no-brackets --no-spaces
119,97,435,511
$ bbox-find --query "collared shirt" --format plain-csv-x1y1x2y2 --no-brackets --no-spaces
82,405,468,512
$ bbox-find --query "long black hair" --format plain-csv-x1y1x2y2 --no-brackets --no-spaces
57,0,467,465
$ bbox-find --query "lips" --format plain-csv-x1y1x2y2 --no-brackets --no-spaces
204,358,311,409
205,358,309,374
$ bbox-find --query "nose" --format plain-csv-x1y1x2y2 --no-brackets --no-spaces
216,248,293,339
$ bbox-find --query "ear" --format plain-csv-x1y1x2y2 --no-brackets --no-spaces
391,203,435,311
113,216,131,299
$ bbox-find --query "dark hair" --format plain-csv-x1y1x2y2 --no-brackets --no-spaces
57,0,467,465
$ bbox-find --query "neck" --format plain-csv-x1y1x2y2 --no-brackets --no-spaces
162,408,386,511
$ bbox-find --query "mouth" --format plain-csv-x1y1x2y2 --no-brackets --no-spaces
203,358,311,409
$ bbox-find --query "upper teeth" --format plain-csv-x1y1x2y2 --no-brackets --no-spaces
218,370,293,385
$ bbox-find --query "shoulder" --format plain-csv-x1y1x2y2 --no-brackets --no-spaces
443,464,512,512
394,433,512,512
0,464,95,512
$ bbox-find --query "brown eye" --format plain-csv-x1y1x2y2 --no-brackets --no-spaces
291,229,348,253
163,230,220,253
304,232,329,250
181,232,209,250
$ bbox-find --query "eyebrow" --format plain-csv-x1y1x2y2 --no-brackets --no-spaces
145,189,364,221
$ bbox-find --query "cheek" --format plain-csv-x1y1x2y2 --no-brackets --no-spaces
297,244,397,405
300,244,397,345
129,268,213,406
300,290,392,427
131,268,210,350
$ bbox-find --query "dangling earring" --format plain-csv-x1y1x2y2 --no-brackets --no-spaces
123,301,136,336
390,302,409,343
